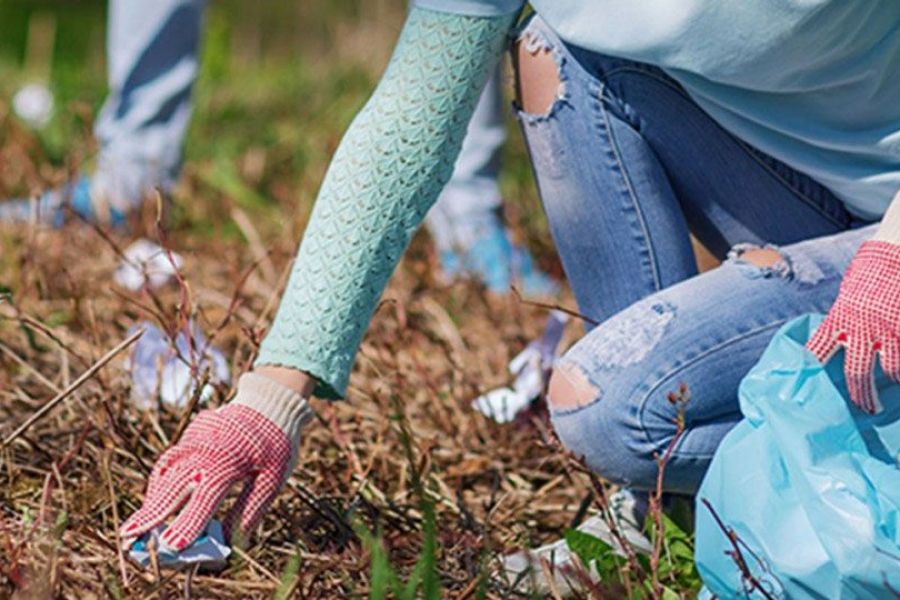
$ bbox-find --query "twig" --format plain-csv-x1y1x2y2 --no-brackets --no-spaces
102,448,131,591
699,498,777,600
510,285,599,326
4,312,89,369
230,207,277,285
169,367,210,447
649,384,689,595
0,340,62,392
231,546,280,584
1,328,144,448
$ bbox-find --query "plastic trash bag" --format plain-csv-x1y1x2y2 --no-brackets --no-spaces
114,239,183,291
128,520,230,570
13,82,54,128
125,320,230,409
696,315,900,599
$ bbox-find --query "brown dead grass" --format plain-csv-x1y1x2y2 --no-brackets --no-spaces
0,178,597,598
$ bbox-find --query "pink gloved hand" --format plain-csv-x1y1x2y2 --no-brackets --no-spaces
807,240,900,414
120,373,312,551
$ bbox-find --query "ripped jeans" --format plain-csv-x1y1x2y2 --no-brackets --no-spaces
514,15,877,494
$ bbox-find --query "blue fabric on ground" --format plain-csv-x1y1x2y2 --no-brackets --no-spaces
0,175,125,227
695,315,900,599
440,222,558,296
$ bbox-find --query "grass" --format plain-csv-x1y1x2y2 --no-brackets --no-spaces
1,1,701,597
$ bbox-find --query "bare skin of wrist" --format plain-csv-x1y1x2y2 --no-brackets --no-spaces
253,365,317,397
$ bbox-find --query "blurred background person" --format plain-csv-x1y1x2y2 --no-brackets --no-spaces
0,0,557,296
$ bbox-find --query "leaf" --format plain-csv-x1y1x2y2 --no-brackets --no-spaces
202,158,270,210
399,501,440,600
357,498,442,600
645,511,702,592
273,551,301,600
419,501,441,600
661,585,681,600
564,528,624,577
46,309,71,328
355,521,401,600
52,510,68,539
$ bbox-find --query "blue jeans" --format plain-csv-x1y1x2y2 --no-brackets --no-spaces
516,15,877,494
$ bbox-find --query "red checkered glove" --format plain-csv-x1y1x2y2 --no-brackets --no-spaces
120,373,312,551
807,240,900,414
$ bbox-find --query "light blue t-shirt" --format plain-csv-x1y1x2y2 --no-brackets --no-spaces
415,0,900,219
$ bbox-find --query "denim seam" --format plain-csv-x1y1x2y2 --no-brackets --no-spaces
597,82,663,292
604,66,844,229
635,319,788,459
599,63,845,229
733,139,846,229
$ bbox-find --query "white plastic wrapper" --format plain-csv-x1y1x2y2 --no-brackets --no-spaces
128,520,231,570
114,239,184,291
473,310,568,423
125,320,230,409
472,387,533,424
13,82,54,128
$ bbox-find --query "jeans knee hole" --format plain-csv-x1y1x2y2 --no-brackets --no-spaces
548,362,601,413
513,30,567,121
726,243,824,285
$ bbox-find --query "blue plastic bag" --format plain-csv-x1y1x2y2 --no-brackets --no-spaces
696,315,900,599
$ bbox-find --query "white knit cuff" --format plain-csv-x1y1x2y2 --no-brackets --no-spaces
872,191,900,245
873,215,900,245
231,373,312,443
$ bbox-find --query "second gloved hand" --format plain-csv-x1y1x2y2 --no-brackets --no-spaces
120,373,312,551
807,240,900,414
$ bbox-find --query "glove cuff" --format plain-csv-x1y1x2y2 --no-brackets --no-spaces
872,191,900,246
232,372,313,444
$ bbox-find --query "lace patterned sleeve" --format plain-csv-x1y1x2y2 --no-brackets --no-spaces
255,7,517,398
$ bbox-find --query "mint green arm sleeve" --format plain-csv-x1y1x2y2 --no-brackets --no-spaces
255,7,517,399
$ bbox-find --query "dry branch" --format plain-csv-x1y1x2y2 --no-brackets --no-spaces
1,328,144,448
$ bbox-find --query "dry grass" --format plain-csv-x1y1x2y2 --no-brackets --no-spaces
0,179,599,598
0,3,696,595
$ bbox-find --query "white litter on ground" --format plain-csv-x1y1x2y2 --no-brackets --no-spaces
127,520,231,570
125,320,230,409
13,82,54,128
114,239,184,291
473,310,569,423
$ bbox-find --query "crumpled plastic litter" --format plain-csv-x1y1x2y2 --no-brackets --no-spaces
125,320,230,409
128,519,231,570
473,310,568,423
696,315,900,598
114,239,183,291
13,82,54,128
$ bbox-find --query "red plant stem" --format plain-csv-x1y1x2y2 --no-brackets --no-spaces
649,415,685,595
700,498,777,600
